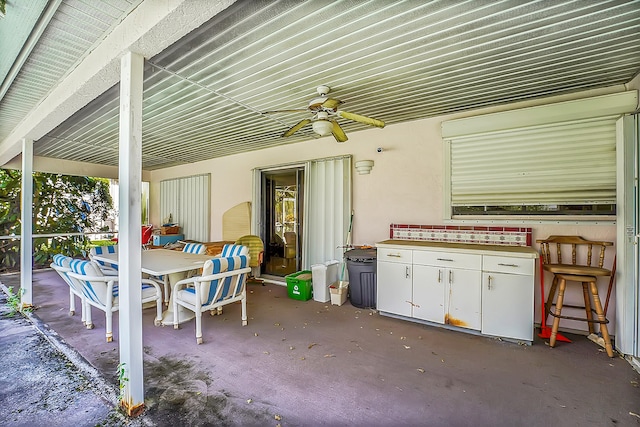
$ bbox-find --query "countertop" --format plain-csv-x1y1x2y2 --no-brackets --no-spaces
376,239,539,258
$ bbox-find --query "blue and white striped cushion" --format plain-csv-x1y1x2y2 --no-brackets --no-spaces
220,244,248,257
69,259,115,304
185,255,249,305
91,245,118,271
52,254,71,268
183,243,206,254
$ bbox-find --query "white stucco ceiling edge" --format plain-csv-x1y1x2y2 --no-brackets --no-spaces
0,0,238,167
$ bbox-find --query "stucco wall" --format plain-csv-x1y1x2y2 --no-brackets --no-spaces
149,87,624,332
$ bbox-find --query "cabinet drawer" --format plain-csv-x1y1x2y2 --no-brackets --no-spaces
377,247,412,263
413,250,482,270
483,255,534,276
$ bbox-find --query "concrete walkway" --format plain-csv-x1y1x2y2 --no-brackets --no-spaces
0,284,145,427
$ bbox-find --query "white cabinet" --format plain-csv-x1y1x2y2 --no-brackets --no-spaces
377,248,412,317
446,268,482,330
376,242,537,343
481,255,535,341
412,265,445,323
412,251,482,330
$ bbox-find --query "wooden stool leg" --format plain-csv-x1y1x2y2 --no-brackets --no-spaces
545,276,559,325
588,280,614,358
582,282,595,334
549,278,566,348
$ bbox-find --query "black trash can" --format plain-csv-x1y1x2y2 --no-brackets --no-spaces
344,248,377,309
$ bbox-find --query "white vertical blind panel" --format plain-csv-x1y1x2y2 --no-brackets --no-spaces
160,174,210,241
449,116,618,205
305,156,352,268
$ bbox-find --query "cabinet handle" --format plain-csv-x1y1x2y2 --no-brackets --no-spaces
497,263,519,268
386,253,402,258
437,269,442,283
405,266,410,278
487,275,493,290
448,270,453,284
437,258,455,262
406,300,421,308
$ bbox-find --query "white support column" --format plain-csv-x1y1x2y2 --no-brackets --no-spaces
118,51,145,415
20,138,33,308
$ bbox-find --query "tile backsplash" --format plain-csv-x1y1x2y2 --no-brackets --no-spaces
390,224,532,247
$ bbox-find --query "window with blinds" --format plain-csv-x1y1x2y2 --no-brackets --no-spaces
442,91,638,218
160,174,210,241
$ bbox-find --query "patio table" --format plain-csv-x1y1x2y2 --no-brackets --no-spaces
91,248,213,326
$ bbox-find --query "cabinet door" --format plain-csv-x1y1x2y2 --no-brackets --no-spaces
413,265,445,323
446,268,482,330
481,272,534,341
377,261,412,317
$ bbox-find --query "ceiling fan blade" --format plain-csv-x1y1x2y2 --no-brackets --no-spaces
322,98,343,110
264,109,309,114
338,110,385,128
282,119,312,137
331,121,348,143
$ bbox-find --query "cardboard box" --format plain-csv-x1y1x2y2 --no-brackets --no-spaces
161,225,180,235
329,281,348,306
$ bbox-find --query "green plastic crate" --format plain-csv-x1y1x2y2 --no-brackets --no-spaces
286,270,313,301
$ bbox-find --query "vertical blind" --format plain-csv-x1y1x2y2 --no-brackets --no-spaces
448,116,618,206
302,156,352,268
160,174,210,242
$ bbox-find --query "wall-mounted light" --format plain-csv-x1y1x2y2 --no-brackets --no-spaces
355,160,374,174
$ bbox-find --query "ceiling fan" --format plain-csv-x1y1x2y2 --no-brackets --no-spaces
265,85,385,143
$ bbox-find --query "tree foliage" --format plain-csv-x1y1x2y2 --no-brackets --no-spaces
0,170,115,271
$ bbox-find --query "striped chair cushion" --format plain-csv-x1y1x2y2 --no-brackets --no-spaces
220,244,249,257
183,243,206,254
183,255,249,305
90,245,118,271
69,259,117,304
93,245,117,255
52,254,71,268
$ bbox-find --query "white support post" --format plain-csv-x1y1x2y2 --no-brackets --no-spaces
118,51,145,415
20,138,33,308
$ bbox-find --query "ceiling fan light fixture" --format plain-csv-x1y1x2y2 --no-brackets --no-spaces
312,119,333,136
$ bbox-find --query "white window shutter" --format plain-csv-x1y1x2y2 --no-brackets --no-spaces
448,116,618,206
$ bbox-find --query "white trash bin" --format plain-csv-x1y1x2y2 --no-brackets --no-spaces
312,260,339,303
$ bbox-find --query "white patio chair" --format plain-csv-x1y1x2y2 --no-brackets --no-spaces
172,255,251,344
50,254,87,324
158,242,208,304
220,243,249,257
67,259,163,342
89,245,119,275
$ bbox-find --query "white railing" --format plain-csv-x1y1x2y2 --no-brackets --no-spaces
0,231,118,240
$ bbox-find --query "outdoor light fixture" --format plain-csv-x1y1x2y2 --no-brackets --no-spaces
355,160,374,174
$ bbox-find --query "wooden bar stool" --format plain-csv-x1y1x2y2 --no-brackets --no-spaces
537,236,614,357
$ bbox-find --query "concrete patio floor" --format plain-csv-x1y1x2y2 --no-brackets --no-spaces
2,269,640,426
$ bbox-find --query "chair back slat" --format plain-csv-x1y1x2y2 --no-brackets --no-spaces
536,235,613,269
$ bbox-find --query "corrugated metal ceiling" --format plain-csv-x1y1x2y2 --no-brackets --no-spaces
0,0,143,141
4,0,640,171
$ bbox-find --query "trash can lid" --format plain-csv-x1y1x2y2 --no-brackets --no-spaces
344,248,377,261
